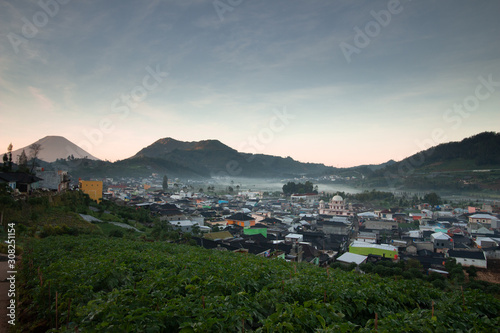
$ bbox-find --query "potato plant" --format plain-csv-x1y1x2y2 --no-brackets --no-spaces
18,235,500,332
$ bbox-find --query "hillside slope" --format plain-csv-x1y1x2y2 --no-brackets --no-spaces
367,132,500,191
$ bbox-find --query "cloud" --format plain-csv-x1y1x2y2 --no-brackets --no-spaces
28,86,54,111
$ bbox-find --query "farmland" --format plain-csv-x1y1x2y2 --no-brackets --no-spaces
18,235,500,332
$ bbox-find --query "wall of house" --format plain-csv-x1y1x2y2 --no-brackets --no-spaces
79,180,103,203
453,257,487,268
226,219,255,228
322,224,349,235
484,249,500,259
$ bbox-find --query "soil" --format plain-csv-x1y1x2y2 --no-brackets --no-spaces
476,270,500,284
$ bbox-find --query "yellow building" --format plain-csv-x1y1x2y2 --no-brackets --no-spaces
79,180,103,203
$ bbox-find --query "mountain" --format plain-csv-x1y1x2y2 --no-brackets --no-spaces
352,160,397,172
120,137,337,178
367,131,500,191
133,138,237,158
11,136,100,163
382,132,500,173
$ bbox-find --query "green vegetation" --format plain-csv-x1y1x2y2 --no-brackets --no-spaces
18,235,500,332
422,192,442,206
0,190,150,246
357,259,500,296
282,181,317,195
0,190,101,239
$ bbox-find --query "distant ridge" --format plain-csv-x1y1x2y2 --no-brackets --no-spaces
122,136,335,178
132,137,236,158
10,136,100,163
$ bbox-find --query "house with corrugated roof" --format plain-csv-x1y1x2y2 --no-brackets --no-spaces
447,249,487,268
226,212,255,228
431,232,453,253
0,172,42,193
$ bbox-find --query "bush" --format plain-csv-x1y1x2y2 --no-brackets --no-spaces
109,229,124,238
39,224,78,238
465,266,477,278
432,279,446,290
359,262,374,273
428,272,445,282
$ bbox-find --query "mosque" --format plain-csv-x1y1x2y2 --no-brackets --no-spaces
318,195,353,216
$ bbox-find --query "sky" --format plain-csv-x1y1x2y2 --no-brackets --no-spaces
1,0,499,168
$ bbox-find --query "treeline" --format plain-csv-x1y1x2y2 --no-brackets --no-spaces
282,181,317,195
375,132,500,177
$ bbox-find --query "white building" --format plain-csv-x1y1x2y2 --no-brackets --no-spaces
318,195,353,216
448,250,487,268
285,233,304,243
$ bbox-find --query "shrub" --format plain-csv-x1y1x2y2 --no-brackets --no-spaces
109,229,124,238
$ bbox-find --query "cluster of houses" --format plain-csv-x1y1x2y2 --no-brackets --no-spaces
91,179,500,274
0,168,70,194
3,171,500,274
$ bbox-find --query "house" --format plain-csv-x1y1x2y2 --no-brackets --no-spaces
320,220,351,236
285,233,304,244
406,243,418,255
203,231,234,241
168,220,210,233
290,193,319,203
357,212,378,220
363,220,398,231
36,169,70,192
356,231,378,243
430,232,453,253
79,180,103,203
349,241,398,259
226,212,256,228
0,172,42,193
378,209,393,221
468,213,497,230
393,213,407,223
447,250,487,269
475,237,499,249
336,252,368,266
409,213,425,221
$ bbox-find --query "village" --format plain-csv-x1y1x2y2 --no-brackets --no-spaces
2,163,500,331
66,172,500,282
2,167,499,279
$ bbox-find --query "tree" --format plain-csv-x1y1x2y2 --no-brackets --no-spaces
2,153,7,171
282,181,316,195
162,175,168,191
423,192,442,206
7,143,13,171
29,143,43,173
18,150,28,170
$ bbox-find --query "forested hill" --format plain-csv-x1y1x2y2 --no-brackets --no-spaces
389,131,499,171
364,132,500,191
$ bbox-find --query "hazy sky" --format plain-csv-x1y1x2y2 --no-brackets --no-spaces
1,0,499,167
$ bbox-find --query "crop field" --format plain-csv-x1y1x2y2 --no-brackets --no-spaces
18,235,500,332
